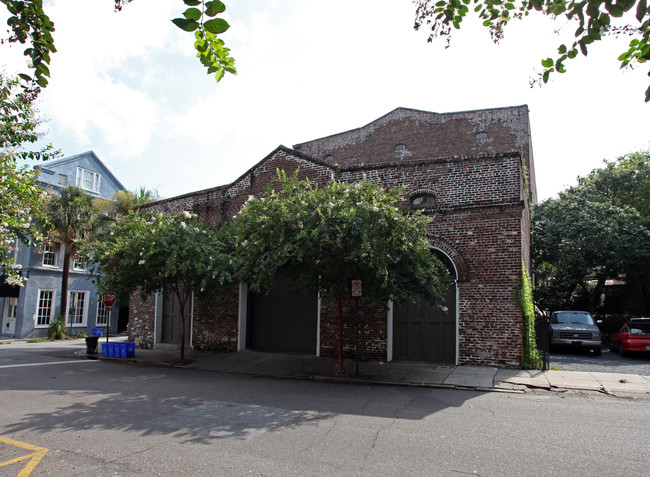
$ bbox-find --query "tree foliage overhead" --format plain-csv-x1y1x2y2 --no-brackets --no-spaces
1,73,57,286
414,0,650,101
1,0,236,96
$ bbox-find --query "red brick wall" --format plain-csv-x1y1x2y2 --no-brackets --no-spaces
319,293,388,361
191,287,240,351
131,106,534,368
431,209,525,367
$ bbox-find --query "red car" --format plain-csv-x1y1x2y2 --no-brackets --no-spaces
610,318,650,357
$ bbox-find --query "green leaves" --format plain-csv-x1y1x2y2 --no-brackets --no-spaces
533,152,650,313
413,0,650,101
171,0,236,82
183,7,202,21
84,211,238,302
1,0,57,95
204,18,230,34
235,171,449,307
171,18,199,32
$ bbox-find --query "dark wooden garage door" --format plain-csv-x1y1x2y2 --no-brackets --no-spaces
394,284,456,363
248,273,318,354
162,287,191,346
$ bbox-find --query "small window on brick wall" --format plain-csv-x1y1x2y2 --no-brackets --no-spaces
395,144,406,151
411,194,436,209
324,155,334,161
475,131,488,140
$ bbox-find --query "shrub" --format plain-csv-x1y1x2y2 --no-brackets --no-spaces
48,315,66,340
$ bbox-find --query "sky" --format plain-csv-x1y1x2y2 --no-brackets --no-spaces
2,0,649,202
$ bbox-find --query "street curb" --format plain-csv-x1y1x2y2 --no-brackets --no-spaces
71,351,650,399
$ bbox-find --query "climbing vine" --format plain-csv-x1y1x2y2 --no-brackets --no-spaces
516,262,542,369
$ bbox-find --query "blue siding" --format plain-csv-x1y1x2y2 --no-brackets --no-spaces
1,151,126,339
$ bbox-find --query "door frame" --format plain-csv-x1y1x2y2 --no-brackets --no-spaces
2,297,17,336
387,248,459,364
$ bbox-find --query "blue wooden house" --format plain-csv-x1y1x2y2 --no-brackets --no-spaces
1,151,126,339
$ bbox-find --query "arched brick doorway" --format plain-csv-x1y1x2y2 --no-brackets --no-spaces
393,250,458,364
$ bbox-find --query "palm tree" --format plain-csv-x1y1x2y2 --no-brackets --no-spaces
46,186,95,320
132,186,161,207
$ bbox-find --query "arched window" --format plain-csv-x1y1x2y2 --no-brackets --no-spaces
395,144,406,152
411,194,435,209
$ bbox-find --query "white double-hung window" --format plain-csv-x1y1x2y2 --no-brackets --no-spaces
67,291,88,326
76,167,101,193
36,290,55,327
42,244,58,267
96,301,111,327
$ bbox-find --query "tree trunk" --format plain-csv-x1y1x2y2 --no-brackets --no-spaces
174,287,189,362
60,244,72,323
336,292,344,374
590,276,607,314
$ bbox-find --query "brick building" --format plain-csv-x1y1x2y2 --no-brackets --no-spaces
129,105,536,368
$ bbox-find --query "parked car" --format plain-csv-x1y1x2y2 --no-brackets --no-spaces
610,318,650,357
549,310,602,356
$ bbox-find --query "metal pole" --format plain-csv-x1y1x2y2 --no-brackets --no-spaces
355,295,359,376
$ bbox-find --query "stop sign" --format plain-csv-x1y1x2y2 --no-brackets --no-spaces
102,292,116,310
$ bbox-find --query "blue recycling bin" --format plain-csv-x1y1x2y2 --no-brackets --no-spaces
92,328,103,337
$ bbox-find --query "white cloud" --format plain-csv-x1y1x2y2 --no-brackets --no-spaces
1,0,647,200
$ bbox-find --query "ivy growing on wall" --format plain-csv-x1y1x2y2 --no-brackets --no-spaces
517,262,542,369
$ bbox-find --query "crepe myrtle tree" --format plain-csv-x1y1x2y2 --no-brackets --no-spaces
83,211,238,361
234,171,450,374
1,73,57,286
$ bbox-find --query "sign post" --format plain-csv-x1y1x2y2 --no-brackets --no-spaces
351,280,362,376
102,293,116,346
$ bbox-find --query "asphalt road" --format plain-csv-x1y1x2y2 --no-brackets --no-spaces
1,341,649,477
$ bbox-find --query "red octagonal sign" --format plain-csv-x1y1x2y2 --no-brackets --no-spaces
102,292,116,309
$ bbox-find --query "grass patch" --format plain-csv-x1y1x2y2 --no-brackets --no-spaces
550,366,562,371
27,337,50,343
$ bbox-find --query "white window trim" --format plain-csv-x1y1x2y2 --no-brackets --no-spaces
95,301,111,327
66,290,89,327
42,244,58,268
76,167,101,194
73,255,86,271
35,289,56,328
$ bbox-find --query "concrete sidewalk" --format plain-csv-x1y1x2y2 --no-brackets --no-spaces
80,340,650,399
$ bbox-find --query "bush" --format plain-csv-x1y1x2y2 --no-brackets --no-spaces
48,315,66,340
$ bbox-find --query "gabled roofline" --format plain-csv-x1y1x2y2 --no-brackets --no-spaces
143,145,338,208
35,150,126,190
293,104,529,149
